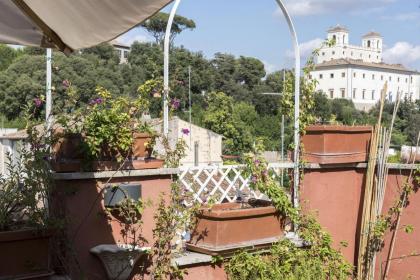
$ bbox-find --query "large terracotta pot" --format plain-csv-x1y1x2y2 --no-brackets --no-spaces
301,125,372,164
51,132,160,172
187,202,284,256
54,132,153,161
0,229,53,279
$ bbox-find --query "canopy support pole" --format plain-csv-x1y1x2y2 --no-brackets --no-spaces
275,0,301,208
163,0,182,136
163,1,300,207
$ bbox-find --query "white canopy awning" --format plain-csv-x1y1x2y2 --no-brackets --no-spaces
0,0,172,53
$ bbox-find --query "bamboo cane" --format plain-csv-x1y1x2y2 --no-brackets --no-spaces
357,82,387,279
369,91,401,279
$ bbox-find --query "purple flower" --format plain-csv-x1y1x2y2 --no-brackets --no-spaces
171,98,181,110
251,176,258,183
33,98,42,108
62,79,70,88
181,128,190,135
89,98,103,106
254,159,260,165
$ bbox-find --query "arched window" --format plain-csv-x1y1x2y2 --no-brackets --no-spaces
367,40,371,48
333,35,336,42
343,35,345,44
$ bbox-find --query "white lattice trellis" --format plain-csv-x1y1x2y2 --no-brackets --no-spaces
179,163,292,205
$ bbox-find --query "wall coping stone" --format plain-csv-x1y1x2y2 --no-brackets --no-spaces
52,168,179,180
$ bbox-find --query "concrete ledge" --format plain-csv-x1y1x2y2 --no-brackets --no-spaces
271,161,419,170
52,168,179,180
172,252,213,267
173,232,306,267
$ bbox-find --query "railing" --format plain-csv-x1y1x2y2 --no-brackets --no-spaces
179,163,293,205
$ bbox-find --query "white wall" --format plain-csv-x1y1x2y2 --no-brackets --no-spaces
311,67,419,111
152,118,223,167
317,44,382,64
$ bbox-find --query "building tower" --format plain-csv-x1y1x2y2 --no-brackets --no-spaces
327,24,349,46
362,31,382,51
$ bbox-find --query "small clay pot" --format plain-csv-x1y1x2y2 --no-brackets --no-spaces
131,133,153,159
53,133,83,160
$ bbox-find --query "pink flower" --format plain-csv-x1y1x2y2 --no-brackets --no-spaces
181,128,190,135
171,98,181,110
33,98,42,108
62,79,70,88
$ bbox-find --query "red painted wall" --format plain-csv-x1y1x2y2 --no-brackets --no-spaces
301,167,420,279
53,175,172,280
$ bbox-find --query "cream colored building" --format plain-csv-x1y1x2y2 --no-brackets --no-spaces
111,40,130,64
150,117,223,167
311,25,420,111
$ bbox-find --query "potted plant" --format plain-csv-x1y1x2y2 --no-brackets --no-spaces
187,199,285,256
53,84,162,171
93,188,149,279
0,127,54,279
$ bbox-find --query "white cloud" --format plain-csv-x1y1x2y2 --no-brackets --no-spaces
286,38,324,60
276,0,395,17
117,30,151,46
382,12,420,21
262,60,280,74
383,42,420,67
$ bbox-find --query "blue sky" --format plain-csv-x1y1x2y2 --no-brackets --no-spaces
119,0,420,73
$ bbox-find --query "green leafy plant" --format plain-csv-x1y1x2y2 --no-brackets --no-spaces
148,182,201,280
0,112,56,231
57,82,156,163
226,142,352,280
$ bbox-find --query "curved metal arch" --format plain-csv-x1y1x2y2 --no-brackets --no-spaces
163,0,301,208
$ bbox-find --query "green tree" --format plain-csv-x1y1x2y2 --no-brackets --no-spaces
312,91,332,123
0,44,19,71
203,92,254,155
82,43,119,63
140,12,196,45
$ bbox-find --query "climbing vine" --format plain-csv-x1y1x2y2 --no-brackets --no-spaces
148,182,200,280
227,143,353,280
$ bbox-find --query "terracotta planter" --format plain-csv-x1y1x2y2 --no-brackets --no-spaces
53,132,154,162
132,133,153,159
301,125,372,164
187,202,284,256
0,229,53,279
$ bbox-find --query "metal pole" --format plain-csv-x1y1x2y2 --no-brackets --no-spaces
163,0,301,206
163,0,181,136
275,0,301,208
281,114,285,184
188,65,192,148
46,48,52,130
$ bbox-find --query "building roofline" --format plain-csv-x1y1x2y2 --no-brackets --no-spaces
362,31,382,38
110,40,131,49
314,59,418,74
327,24,349,33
